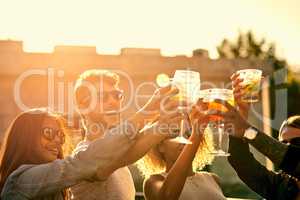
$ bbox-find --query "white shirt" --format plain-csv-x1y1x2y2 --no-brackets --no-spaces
70,140,136,200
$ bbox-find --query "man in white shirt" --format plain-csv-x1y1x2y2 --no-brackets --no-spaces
70,69,183,200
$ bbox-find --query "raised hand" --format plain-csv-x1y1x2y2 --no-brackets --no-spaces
138,85,179,118
189,98,209,137
231,72,250,118
207,99,251,138
156,97,184,138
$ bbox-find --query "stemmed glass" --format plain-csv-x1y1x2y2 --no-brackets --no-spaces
156,70,201,144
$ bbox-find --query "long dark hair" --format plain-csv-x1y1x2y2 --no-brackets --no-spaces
0,108,67,198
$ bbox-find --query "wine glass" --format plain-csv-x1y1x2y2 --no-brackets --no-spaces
156,70,200,144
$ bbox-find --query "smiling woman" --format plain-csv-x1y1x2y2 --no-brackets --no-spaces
0,108,68,198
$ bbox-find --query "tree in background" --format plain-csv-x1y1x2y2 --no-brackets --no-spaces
217,31,300,136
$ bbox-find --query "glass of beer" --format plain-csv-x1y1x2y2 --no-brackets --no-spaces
236,69,262,103
200,88,234,156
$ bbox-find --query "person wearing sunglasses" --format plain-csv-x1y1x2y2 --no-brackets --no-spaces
204,74,300,200
70,69,184,200
1,75,183,199
279,117,300,146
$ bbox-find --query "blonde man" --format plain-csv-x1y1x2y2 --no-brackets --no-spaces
70,69,183,200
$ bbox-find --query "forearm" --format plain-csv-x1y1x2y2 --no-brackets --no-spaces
229,135,300,199
99,123,167,176
296,164,300,179
6,121,137,198
131,111,157,131
280,145,300,179
228,136,278,199
247,127,288,166
122,123,167,165
159,133,200,199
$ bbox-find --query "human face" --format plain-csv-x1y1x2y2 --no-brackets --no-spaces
84,81,124,129
279,125,300,146
34,117,65,162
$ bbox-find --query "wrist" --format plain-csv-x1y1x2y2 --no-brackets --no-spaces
130,112,149,130
189,132,201,143
135,111,157,126
243,126,259,141
140,120,170,139
234,121,251,138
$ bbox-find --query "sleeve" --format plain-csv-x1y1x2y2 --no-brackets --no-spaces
228,136,299,200
1,120,137,199
280,144,300,179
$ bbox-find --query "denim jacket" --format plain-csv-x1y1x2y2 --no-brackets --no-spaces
1,121,137,200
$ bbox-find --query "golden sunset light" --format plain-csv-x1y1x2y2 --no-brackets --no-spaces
0,0,299,65
0,1,300,199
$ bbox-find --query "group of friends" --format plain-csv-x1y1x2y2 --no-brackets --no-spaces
0,69,299,200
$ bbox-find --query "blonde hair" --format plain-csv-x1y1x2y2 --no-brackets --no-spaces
74,69,120,106
137,131,215,178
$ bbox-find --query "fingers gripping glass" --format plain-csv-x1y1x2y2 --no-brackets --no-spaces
200,89,234,157
236,69,262,103
41,127,65,144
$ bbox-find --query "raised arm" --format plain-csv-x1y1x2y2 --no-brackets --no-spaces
247,128,288,166
144,100,209,200
228,136,299,200
206,98,297,176
93,85,184,178
96,98,184,178
230,73,299,176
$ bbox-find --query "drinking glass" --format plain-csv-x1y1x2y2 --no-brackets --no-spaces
200,88,234,156
236,69,262,103
169,70,201,144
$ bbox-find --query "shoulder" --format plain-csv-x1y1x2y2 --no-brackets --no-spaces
143,174,165,200
143,174,165,191
6,165,37,181
144,174,165,187
1,165,36,197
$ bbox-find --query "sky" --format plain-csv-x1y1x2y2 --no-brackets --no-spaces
0,0,299,69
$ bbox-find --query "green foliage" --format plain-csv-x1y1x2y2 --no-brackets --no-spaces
216,30,300,198
217,30,300,121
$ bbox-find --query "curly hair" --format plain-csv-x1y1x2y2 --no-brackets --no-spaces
136,130,215,178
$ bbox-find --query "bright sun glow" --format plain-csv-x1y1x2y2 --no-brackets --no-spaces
0,0,299,65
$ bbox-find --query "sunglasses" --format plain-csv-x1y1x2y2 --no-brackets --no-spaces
41,127,65,144
99,90,124,102
282,137,300,147
81,89,124,104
